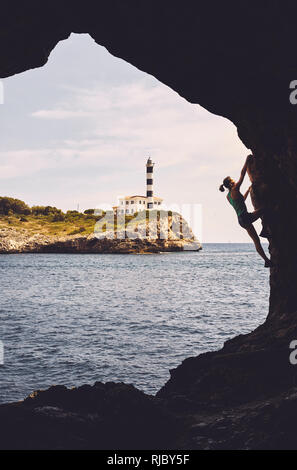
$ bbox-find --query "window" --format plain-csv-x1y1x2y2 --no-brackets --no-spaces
126,201,129,205
126,209,129,214
158,202,161,205
131,201,134,204
121,201,124,205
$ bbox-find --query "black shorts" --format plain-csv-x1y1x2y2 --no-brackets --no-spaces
238,212,253,228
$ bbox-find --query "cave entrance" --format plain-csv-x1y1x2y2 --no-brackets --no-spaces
0,33,269,403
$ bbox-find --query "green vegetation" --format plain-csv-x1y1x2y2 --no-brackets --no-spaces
84,209,95,215
0,197,106,237
0,197,31,216
0,198,177,238
94,209,176,235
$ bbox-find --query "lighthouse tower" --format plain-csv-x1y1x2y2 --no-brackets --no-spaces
146,157,155,209
112,158,163,215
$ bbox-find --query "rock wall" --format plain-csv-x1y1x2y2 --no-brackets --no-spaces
238,116,297,321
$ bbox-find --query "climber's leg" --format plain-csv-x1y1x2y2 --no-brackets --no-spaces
250,208,264,223
245,224,272,267
248,208,270,238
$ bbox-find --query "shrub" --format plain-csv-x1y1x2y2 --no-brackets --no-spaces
51,213,65,222
66,210,86,221
31,206,64,217
66,210,80,216
84,209,95,215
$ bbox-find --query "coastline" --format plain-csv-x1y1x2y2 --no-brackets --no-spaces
0,228,202,255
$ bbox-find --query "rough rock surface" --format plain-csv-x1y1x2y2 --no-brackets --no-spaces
0,213,202,254
3,345,297,450
0,0,297,449
0,383,182,450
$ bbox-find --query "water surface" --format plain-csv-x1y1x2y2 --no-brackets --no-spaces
0,243,269,403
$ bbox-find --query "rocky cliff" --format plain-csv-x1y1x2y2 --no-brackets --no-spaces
0,228,201,254
0,0,297,449
0,211,201,254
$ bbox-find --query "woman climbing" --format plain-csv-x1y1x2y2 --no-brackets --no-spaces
219,154,273,268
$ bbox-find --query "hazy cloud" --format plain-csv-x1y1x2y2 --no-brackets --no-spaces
0,33,249,241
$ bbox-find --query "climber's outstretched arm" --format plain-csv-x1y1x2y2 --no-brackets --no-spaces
235,155,253,189
244,185,252,200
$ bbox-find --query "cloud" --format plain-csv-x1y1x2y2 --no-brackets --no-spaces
28,79,244,170
2,77,248,184
1,46,248,241
32,109,93,119
1,79,247,209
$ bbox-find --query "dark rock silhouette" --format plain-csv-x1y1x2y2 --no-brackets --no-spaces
1,0,297,449
0,383,182,450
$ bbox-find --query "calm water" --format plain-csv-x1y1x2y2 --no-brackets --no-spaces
0,244,269,403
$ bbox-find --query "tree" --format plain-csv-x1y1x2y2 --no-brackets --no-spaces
31,206,64,216
0,197,31,215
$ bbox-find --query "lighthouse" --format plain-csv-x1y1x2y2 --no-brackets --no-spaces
112,158,163,215
146,157,155,209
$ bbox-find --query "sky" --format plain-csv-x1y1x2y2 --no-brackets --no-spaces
0,33,259,242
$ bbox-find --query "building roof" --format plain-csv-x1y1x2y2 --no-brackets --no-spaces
119,195,163,201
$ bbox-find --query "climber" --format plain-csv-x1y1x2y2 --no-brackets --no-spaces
219,154,273,268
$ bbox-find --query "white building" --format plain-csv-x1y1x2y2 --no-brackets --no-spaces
113,158,163,215
113,195,163,215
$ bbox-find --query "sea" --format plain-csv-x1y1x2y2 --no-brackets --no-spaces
0,243,270,403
